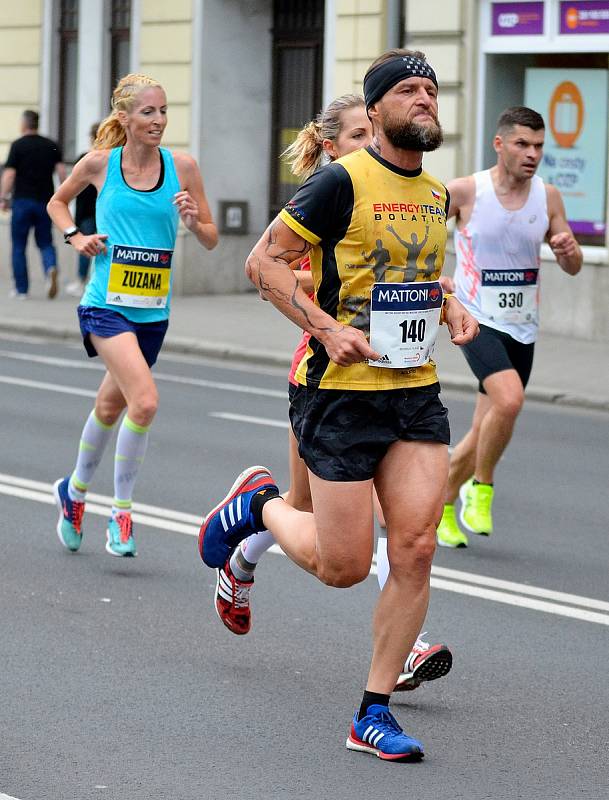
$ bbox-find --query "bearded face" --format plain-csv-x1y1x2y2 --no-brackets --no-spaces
372,77,444,153
382,112,444,152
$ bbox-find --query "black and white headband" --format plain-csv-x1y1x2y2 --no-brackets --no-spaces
364,56,438,110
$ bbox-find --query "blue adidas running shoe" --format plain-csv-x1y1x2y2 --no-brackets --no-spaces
346,704,424,762
199,466,277,568
53,476,85,552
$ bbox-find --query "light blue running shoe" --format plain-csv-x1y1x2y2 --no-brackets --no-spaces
346,704,424,761
53,476,85,552
106,512,137,557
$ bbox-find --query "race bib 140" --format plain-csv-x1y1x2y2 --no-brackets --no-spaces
368,280,443,369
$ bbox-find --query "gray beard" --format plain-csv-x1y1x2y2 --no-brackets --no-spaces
384,119,444,152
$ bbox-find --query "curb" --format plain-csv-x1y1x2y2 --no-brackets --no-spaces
1,319,608,412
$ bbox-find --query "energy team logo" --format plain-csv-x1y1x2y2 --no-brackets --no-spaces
372,201,446,224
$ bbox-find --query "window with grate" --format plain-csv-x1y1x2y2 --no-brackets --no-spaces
269,0,324,220
110,0,132,100
58,0,79,161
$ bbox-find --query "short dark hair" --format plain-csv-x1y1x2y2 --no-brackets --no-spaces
364,48,429,83
496,106,544,136
22,109,39,130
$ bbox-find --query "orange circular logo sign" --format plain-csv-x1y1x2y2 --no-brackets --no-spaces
566,7,579,29
549,81,584,148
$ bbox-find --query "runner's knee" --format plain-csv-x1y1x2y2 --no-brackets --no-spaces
95,397,125,426
128,388,159,426
317,558,370,588
389,524,437,577
493,391,524,420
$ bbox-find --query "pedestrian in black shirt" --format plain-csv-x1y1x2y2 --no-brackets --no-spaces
0,110,66,299
66,122,99,297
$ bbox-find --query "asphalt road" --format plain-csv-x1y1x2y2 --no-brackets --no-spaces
0,333,607,800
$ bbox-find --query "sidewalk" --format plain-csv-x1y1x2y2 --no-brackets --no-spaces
1,268,608,411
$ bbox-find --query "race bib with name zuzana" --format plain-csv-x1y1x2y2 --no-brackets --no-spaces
368,280,443,368
106,244,173,309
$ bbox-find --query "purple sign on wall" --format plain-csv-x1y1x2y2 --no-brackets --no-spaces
560,1,609,34
492,2,545,35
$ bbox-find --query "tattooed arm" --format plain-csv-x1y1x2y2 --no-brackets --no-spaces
246,218,380,366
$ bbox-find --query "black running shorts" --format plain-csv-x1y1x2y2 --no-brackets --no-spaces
289,382,450,482
460,324,535,394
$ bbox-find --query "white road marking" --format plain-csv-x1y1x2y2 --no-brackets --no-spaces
0,349,104,371
0,793,24,800
0,366,285,400
431,565,609,613
209,411,289,428
0,375,97,398
0,340,287,377
0,473,201,524
2,472,608,627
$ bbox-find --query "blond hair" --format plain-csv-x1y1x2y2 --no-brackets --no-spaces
94,73,163,150
281,94,365,181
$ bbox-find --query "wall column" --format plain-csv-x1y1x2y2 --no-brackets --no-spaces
76,0,107,154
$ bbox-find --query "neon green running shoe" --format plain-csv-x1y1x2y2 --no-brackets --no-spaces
459,479,494,535
436,504,468,548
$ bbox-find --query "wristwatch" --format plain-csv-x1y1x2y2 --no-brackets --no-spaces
63,225,80,244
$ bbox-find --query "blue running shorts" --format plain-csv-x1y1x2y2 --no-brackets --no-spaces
77,306,168,367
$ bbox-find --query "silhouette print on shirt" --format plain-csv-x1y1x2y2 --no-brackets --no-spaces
343,224,436,332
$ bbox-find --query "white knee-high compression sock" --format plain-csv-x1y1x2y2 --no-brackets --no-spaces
112,415,149,516
69,410,116,501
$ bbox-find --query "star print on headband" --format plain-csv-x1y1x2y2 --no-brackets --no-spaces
364,56,438,109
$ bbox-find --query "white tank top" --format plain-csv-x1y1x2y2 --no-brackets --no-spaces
453,169,549,344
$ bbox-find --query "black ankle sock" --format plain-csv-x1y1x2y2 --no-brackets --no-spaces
472,479,493,487
358,690,391,721
250,486,281,529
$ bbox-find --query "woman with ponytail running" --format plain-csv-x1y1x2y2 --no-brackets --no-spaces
48,73,217,557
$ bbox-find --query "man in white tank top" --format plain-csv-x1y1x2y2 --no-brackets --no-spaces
436,107,582,548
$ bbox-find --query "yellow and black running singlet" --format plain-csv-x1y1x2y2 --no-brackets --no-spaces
279,146,449,391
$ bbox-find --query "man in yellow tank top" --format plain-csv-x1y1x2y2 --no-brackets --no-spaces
199,48,478,761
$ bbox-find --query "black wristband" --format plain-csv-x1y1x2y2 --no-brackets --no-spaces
63,227,80,244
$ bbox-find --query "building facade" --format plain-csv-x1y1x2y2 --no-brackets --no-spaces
0,0,608,339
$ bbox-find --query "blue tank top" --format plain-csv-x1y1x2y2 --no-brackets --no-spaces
81,146,180,322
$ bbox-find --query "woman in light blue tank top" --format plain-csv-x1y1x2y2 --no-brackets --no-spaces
47,73,218,558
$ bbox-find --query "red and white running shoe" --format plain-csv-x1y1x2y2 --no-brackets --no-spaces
215,556,254,636
394,634,453,692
